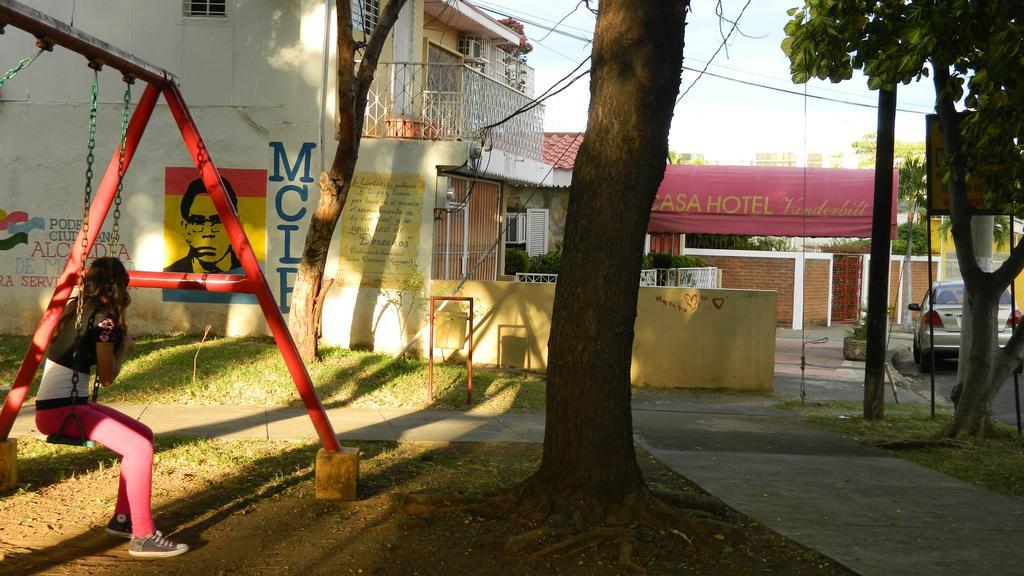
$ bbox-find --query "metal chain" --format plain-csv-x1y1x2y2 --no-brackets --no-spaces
0,49,42,88
70,70,100,401
109,82,131,253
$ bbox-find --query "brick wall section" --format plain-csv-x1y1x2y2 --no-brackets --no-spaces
803,260,830,326
887,260,940,324
888,260,940,310
698,255,795,326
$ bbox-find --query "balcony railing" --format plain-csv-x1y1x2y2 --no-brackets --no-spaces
363,62,544,161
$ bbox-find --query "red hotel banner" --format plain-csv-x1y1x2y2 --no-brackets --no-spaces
648,165,899,239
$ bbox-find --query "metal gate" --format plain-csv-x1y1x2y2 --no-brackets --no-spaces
831,254,863,323
432,177,501,281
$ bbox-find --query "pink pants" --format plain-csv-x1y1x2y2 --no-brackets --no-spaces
36,403,155,537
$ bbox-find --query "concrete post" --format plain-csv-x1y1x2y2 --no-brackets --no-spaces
0,439,17,492
315,447,360,501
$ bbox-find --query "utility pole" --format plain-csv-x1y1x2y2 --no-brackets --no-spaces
864,87,897,420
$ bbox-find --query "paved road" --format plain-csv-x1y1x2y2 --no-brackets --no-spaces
774,326,925,405
894,351,1024,429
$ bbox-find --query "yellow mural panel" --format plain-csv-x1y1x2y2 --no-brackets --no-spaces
337,172,424,289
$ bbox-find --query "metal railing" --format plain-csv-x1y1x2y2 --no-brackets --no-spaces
363,62,544,161
514,273,558,283
516,268,720,288
642,268,719,287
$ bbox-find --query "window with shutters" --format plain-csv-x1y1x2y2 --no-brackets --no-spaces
505,211,527,246
525,208,549,256
183,0,227,17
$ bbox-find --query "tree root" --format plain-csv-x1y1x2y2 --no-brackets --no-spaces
394,482,742,573
504,526,557,553
526,526,645,573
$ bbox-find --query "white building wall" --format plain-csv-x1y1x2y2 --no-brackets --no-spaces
0,0,483,354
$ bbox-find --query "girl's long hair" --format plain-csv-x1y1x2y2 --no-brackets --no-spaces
56,257,131,337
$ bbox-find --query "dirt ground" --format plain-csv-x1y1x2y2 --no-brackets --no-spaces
0,439,853,576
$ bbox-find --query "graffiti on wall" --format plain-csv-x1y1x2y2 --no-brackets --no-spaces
655,293,726,315
0,207,133,288
337,172,423,289
162,167,267,303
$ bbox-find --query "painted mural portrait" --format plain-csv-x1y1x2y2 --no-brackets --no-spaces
162,167,267,303
164,177,241,274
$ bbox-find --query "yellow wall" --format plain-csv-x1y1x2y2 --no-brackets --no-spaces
423,27,461,56
931,217,1024,309
437,282,776,390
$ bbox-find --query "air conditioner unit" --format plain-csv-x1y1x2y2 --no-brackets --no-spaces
458,35,487,63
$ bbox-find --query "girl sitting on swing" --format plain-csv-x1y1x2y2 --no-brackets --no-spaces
34,257,189,559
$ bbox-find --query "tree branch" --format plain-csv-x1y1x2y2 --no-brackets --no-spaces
932,63,982,284
335,0,359,167
354,0,411,136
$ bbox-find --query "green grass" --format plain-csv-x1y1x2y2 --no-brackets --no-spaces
11,435,540,504
0,334,547,412
779,399,1024,499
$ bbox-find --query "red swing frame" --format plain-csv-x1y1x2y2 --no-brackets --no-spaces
0,0,340,452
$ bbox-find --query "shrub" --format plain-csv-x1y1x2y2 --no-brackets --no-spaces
504,248,529,276
649,252,674,269
671,254,707,268
527,251,561,274
643,253,708,269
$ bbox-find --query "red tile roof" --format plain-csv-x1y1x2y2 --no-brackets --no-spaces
543,132,584,169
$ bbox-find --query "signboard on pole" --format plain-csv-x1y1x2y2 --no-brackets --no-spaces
925,113,997,215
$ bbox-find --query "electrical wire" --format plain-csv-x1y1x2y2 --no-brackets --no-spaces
472,2,594,43
676,0,753,105
535,0,587,43
451,131,583,288
478,57,591,132
800,82,809,404
443,146,494,214
474,2,938,117
474,4,934,113
679,66,931,114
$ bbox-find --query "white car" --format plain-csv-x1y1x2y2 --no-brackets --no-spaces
907,280,1020,372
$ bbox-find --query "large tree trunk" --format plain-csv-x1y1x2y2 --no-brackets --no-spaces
933,65,1024,437
519,0,688,523
288,0,409,361
950,287,1004,436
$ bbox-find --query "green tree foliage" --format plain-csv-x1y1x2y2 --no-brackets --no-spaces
686,234,790,251
783,0,1024,437
898,154,927,212
641,253,707,269
892,220,928,256
850,133,926,169
668,150,707,165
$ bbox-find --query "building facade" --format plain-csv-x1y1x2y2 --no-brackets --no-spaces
0,0,552,353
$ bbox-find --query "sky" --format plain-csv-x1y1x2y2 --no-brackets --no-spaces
474,0,937,166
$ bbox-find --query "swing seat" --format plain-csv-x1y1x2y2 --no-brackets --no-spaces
45,434,96,448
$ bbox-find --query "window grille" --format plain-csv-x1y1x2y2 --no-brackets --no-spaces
353,0,380,34
184,0,227,17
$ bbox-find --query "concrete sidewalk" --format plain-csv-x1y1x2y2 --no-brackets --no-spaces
9,403,545,444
